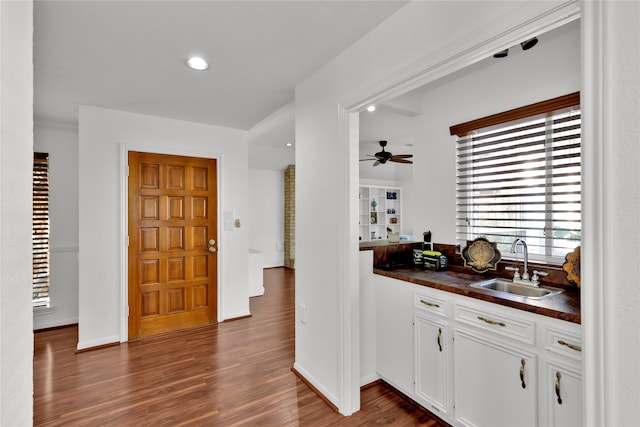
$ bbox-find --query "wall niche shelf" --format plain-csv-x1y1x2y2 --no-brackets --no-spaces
359,185,402,241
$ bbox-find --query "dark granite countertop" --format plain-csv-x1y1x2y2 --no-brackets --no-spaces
373,266,581,324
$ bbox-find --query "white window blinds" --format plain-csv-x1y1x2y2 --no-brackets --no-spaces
33,152,50,307
451,94,581,261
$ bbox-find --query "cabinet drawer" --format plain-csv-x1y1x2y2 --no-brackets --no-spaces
544,325,582,361
414,291,447,317
456,303,536,345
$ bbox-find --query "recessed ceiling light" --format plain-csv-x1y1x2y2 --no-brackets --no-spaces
285,142,293,147
186,57,209,71
367,105,376,112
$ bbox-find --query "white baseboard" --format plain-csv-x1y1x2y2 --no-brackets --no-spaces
222,310,251,321
293,362,340,408
360,372,380,388
76,335,120,351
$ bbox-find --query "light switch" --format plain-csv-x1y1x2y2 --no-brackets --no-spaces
224,210,234,231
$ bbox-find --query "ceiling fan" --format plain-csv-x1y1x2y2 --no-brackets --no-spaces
360,140,413,166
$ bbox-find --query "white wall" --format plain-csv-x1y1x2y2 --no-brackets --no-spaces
248,168,285,268
0,1,34,424
585,2,640,424
33,124,80,329
297,0,640,422
295,0,534,412
409,20,580,244
77,106,250,350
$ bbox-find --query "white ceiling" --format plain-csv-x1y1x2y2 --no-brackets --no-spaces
33,1,408,131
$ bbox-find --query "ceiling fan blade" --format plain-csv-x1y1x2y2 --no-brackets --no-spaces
359,158,376,162
373,160,381,166
390,158,413,164
390,154,413,159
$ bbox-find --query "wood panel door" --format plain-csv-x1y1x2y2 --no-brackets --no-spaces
128,152,217,339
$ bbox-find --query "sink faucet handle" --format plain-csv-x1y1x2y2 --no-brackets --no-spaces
531,270,549,286
505,266,521,281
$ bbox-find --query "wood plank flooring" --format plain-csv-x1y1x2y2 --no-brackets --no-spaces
34,267,449,426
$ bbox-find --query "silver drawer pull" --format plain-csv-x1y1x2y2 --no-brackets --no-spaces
477,315,506,327
420,299,440,308
557,339,582,352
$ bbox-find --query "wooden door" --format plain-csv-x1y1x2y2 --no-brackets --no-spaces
128,151,217,339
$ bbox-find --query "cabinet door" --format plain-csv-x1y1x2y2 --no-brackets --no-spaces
454,328,537,427
415,314,449,415
376,276,415,395
543,360,583,427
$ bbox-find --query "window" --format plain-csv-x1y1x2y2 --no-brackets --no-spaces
451,93,581,262
33,152,50,307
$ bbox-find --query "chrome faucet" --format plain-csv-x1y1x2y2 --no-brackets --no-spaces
511,238,529,281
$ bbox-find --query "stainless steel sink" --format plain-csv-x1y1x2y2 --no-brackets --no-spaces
470,278,564,300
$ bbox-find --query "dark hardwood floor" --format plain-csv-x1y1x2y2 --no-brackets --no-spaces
34,267,448,426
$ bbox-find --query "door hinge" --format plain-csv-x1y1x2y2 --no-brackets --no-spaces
127,235,130,246
127,165,130,177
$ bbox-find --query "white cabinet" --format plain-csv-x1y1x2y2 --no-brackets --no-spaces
415,314,450,415
453,300,538,427
372,275,582,427
359,250,377,386
454,329,537,427
542,359,583,427
414,289,451,415
375,275,415,395
541,323,583,427
359,185,401,241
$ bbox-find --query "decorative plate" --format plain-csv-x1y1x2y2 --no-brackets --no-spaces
462,237,502,273
563,246,581,288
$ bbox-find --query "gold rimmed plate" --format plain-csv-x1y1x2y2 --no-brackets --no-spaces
462,237,502,273
563,246,581,287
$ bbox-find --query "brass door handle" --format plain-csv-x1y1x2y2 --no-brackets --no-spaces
437,328,442,352
420,299,440,308
520,359,526,389
477,316,506,327
555,371,563,404
557,340,582,352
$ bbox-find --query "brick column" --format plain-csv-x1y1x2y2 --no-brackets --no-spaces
284,165,295,269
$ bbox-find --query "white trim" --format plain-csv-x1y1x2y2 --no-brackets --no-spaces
293,362,340,408
221,310,251,321
33,317,79,331
336,0,581,416
77,335,120,352
50,246,79,253
33,306,56,316
341,1,580,111
119,142,224,343
580,1,606,425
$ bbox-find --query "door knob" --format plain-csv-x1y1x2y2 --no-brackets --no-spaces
209,239,215,246
209,247,216,253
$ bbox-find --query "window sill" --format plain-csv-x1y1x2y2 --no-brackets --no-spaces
33,306,55,316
